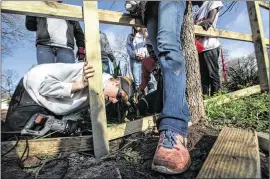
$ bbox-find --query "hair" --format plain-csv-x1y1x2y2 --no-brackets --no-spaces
108,77,133,103
132,27,147,39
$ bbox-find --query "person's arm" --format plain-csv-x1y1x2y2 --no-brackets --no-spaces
38,77,75,98
103,33,116,62
39,62,94,98
198,9,218,25
198,2,223,30
25,16,37,31
126,34,137,60
73,21,85,48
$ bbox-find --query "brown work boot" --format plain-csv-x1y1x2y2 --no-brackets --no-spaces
151,130,191,174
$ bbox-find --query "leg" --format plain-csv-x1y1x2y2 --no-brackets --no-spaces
157,1,190,136
119,60,127,76
139,57,156,91
146,1,191,174
102,60,111,74
130,60,142,88
199,52,210,96
56,47,76,63
36,45,55,64
209,48,221,96
147,74,157,94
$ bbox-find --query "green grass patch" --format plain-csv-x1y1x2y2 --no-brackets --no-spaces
205,92,269,133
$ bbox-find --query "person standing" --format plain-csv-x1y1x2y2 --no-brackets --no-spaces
25,2,85,64
25,16,85,64
126,27,148,89
100,31,116,74
192,1,223,96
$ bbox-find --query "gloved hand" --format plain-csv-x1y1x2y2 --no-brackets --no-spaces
198,21,212,31
77,47,86,62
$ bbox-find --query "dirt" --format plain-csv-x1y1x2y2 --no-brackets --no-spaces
1,122,269,179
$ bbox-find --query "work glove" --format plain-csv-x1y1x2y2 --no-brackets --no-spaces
77,47,86,62
198,21,212,31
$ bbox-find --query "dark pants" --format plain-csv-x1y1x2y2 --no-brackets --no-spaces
199,47,220,96
37,45,76,64
139,57,158,91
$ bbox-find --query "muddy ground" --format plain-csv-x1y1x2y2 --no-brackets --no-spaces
2,122,269,179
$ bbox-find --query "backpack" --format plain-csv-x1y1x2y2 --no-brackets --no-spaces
3,78,57,131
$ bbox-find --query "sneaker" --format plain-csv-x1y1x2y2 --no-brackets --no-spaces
151,130,191,174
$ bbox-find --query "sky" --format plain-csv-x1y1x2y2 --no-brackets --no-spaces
1,1,270,85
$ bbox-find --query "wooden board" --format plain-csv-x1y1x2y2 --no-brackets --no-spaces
83,1,109,158
1,1,269,43
257,132,269,152
247,1,269,91
1,1,83,21
1,116,156,159
196,127,261,178
204,85,261,106
1,1,142,26
258,1,270,9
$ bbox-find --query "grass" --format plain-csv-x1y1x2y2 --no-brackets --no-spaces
205,92,269,133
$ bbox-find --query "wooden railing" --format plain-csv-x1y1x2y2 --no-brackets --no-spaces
1,1,269,158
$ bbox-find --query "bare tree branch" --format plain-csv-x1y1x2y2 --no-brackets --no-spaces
1,13,35,59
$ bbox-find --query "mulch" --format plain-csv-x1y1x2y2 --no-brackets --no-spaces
1,121,269,179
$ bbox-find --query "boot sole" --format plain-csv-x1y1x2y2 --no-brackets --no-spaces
151,159,191,175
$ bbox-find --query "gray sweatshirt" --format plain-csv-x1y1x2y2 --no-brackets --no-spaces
23,63,112,115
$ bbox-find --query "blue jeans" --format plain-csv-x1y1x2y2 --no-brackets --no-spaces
130,60,142,88
148,74,157,94
37,45,75,64
102,60,111,74
146,1,190,137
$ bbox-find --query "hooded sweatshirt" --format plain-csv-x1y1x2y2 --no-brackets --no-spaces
23,63,112,115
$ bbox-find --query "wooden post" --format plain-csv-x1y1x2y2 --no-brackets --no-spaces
83,1,109,158
247,1,269,91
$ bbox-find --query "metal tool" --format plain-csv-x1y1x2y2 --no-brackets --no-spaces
21,113,77,136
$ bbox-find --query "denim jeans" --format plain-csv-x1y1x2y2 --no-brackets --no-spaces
130,60,142,88
37,45,76,64
146,1,190,137
148,74,157,94
102,60,111,74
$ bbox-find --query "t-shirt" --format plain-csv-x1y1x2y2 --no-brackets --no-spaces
47,18,71,49
133,33,149,59
194,1,223,51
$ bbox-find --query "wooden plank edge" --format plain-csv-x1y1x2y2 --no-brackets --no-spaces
1,1,268,41
1,1,143,26
257,132,269,152
196,128,261,178
258,1,270,9
1,115,156,159
204,85,261,106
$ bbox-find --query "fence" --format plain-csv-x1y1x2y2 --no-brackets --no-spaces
1,1,269,158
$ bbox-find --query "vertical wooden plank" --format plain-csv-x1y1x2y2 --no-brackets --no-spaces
83,1,109,158
247,1,269,91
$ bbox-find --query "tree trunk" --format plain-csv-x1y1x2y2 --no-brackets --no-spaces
181,1,205,123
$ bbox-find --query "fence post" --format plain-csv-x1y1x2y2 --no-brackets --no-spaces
246,1,269,91
83,1,109,158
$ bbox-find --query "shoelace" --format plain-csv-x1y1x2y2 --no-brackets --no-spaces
162,130,178,149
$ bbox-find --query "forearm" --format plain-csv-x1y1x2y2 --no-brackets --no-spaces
71,81,85,93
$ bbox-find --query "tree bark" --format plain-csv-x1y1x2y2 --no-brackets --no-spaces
181,1,205,123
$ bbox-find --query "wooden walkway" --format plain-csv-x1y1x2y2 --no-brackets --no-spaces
197,128,261,178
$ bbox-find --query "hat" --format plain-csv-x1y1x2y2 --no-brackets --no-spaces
119,76,135,100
